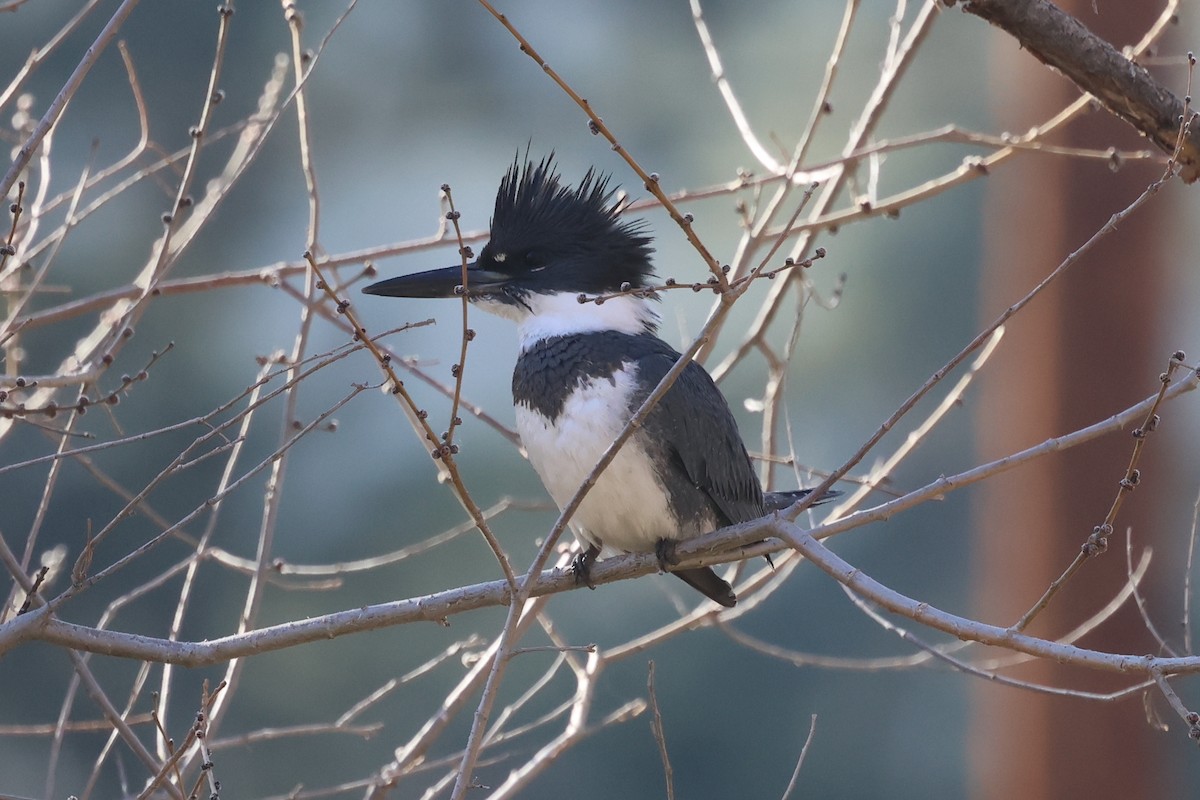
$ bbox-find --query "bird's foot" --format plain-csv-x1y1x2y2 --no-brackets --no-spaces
570,544,601,590
655,538,679,573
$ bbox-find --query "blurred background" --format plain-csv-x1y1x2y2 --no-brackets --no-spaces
2,1,1199,798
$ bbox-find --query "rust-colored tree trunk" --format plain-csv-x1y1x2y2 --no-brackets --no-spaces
970,2,1173,798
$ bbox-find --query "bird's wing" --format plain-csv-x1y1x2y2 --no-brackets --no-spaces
633,342,765,526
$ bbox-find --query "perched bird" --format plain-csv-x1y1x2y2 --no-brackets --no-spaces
364,156,830,607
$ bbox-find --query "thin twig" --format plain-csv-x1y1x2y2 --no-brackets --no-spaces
646,661,675,800
1013,352,1189,633
304,251,516,587
1185,484,1200,655
780,714,818,800
1,0,139,198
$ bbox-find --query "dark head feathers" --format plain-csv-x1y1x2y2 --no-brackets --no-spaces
480,155,656,293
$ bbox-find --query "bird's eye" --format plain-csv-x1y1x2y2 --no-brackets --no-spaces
524,249,547,272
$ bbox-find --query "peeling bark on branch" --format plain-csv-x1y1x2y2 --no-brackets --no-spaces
961,0,1199,182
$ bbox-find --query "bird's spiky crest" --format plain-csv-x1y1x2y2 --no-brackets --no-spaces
484,155,655,292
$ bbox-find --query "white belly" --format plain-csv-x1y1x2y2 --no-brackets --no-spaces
515,371,678,554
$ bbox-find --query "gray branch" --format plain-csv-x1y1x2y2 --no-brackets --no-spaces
960,0,1199,182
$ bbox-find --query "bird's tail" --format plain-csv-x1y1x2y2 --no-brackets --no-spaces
671,567,737,608
762,487,843,513
670,489,840,607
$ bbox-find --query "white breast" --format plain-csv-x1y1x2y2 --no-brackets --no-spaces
515,365,678,554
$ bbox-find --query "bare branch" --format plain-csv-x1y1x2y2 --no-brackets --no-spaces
959,0,1199,181
646,661,675,800
0,0,139,198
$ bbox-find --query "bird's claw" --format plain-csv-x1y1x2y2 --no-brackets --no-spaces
655,538,679,573
571,544,601,590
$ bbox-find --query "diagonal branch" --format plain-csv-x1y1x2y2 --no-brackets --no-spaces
959,0,1199,181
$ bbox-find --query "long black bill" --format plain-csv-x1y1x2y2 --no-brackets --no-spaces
362,263,511,299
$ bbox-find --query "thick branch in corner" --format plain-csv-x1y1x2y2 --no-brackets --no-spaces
960,0,1199,182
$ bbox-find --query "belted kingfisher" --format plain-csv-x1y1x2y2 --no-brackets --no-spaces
364,156,830,607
